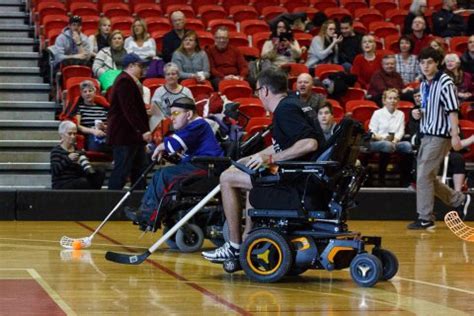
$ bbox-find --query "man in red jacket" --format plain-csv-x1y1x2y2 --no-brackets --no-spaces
206,27,249,90
107,53,151,190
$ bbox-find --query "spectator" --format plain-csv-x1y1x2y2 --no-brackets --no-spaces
124,18,157,62
444,53,474,101
206,27,249,90
93,30,127,78
171,30,210,82
351,35,383,89
395,35,421,85
305,11,328,33
107,53,151,190
50,121,105,190
408,16,434,55
368,55,413,106
262,20,302,67
306,19,342,68
368,89,413,186
88,16,111,56
50,15,92,68
432,0,466,37
162,11,188,63
151,62,194,118
295,73,326,110
339,16,363,70
268,12,308,32
72,80,110,153
317,102,336,141
124,97,224,228
295,73,327,126
461,35,474,74
430,38,446,57
404,0,432,34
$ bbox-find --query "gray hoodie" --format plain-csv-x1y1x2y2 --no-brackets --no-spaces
50,27,91,66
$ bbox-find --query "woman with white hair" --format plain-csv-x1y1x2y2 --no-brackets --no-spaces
72,80,110,152
444,53,474,101
151,62,194,117
50,121,105,189
403,0,431,34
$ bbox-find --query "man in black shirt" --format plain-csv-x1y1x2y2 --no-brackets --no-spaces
203,68,323,262
339,16,363,70
432,0,466,37
161,11,188,63
461,35,474,74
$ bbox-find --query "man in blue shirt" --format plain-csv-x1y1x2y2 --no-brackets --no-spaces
125,97,224,228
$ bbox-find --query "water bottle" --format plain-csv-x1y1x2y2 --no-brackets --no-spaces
94,120,106,144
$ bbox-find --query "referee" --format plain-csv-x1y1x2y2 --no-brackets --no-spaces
407,47,471,230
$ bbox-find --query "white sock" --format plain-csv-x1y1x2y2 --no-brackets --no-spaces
229,241,240,249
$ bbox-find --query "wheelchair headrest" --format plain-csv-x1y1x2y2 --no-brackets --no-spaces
313,118,364,166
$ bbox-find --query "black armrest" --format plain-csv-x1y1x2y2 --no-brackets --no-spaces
275,160,340,173
191,156,232,165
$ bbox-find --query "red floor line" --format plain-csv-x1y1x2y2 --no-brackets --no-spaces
75,221,252,316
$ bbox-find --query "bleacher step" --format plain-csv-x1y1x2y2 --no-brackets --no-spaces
0,51,39,67
0,12,27,25
0,82,51,101
0,173,51,187
0,110,54,120
0,119,58,127
0,24,33,37
0,66,43,82
0,151,50,163
0,140,57,148
0,100,57,109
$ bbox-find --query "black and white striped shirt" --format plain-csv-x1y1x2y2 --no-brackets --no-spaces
420,71,459,138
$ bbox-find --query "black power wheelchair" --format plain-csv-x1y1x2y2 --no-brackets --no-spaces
132,103,272,253
217,118,399,287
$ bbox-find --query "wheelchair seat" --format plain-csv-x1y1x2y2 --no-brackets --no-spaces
247,118,366,231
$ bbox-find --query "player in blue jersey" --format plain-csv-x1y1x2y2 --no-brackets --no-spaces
124,97,224,227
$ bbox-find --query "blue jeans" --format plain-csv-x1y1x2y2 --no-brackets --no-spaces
108,145,148,190
370,140,412,154
139,162,202,220
86,134,110,153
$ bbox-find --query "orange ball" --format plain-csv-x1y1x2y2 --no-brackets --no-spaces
72,240,82,250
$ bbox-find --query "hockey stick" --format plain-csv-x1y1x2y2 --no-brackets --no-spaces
60,160,158,249
105,184,221,264
444,210,474,242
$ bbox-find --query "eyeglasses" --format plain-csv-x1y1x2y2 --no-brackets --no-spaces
170,110,187,117
255,86,265,94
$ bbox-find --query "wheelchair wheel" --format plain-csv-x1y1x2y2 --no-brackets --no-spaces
162,226,178,250
175,223,204,253
286,267,308,276
372,248,398,281
240,229,293,283
350,253,383,287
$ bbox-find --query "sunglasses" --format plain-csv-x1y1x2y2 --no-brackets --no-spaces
170,110,187,117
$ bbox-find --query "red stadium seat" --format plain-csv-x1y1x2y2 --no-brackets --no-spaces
39,14,68,37
237,46,260,59
196,31,215,48
397,100,415,124
240,20,270,36
185,18,206,32
325,7,352,21
294,33,313,48
69,2,99,17
238,104,268,126
252,32,272,51
351,102,379,124
354,8,384,27
152,31,167,53
460,120,474,161
383,34,401,52
345,99,378,113
181,79,214,99
244,117,273,140
146,17,172,34
198,5,227,24
327,99,345,121
219,79,253,100
253,0,280,14
64,77,99,108
385,9,408,26
284,0,311,13
460,102,474,121
341,0,368,15
450,36,469,55
291,6,318,20
191,0,219,12
398,0,412,10
133,4,162,19
160,0,187,13
372,0,398,16
314,64,344,81
369,21,399,38
312,0,338,11
222,0,250,12
207,19,237,33
228,32,249,48
340,88,366,108
261,6,288,22
60,65,92,91
166,4,195,18
101,3,131,18
352,21,368,34
128,0,155,10
143,78,166,97
229,5,259,22
234,97,263,107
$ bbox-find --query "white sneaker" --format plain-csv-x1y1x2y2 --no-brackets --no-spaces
202,242,239,262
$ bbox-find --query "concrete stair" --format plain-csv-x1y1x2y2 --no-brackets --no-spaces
0,1,60,188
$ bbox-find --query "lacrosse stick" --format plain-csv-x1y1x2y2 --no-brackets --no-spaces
105,184,221,264
60,160,158,249
444,210,474,242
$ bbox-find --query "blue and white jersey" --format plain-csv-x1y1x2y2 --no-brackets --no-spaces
163,117,224,163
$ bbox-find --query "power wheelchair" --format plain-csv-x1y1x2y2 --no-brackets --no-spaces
217,118,399,287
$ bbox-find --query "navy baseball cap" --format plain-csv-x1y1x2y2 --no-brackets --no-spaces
122,53,147,68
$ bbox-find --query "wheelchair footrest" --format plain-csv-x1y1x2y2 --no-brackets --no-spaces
248,209,306,218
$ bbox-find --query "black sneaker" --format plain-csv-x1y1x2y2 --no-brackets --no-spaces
407,219,436,230
202,242,239,262
454,194,471,220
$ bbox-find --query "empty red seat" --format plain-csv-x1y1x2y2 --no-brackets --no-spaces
229,5,259,22
198,5,227,24
228,32,249,48
240,20,270,36
261,6,288,22
185,18,206,32
314,64,344,81
166,4,195,18
133,3,162,19
325,7,352,21
354,8,384,27
369,21,399,38
219,79,253,100
207,19,237,33
372,0,398,16
181,79,214,99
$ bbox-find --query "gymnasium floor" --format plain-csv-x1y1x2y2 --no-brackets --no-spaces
0,220,473,315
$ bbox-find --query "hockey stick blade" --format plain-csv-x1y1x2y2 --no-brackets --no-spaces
105,250,151,265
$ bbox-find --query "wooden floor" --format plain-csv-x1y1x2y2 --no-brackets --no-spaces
1,220,474,315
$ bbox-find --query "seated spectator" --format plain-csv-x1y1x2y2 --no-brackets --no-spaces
339,16,363,70
93,30,127,78
306,19,342,68
50,121,105,190
124,97,224,228
408,16,434,55
351,35,383,89
50,15,92,68
124,18,157,62
206,27,249,90
430,38,446,57
395,35,421,85
432,0,466,38
317,102,336,141
268,12,308,32
461,35,474,74
296,73,326,110
404,0,432,34
295,73,326,126
368,55,414,106
151,62,194,118
89,17,111,56
72,80,110,152
444,53,474,101
162,11,188,63
368,89,413,186
171,30,210,82
262,20,302,68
